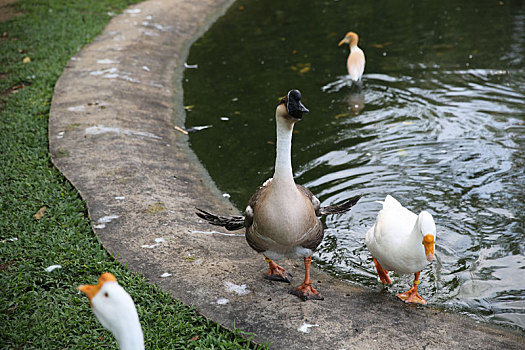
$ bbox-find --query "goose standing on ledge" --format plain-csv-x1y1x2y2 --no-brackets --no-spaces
365,195,436,304
78,273,144,350
197,90,362,301
338,31,365,83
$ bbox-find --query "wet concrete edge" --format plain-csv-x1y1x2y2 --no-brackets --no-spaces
48,0,525,348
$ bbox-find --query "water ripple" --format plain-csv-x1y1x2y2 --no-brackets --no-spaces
313,66,525,329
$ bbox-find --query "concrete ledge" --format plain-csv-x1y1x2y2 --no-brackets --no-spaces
49,0,525,348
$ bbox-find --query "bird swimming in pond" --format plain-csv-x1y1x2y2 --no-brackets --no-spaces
338,31,366,83
196,90,362,301
365,195,436,304
78,273,144,350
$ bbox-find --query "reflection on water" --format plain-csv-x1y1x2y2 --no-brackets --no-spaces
184,0,525,330
322,77,366,115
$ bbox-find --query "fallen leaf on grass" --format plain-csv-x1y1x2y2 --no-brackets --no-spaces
189,335,199,342
11,84,25,91
34,206,46,220
22,56,31,63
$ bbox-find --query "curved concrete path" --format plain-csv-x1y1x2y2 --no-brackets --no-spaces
49,0,524,348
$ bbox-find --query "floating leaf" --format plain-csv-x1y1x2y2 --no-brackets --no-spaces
290,62,311,74
34,206,46,220
334,112,350,119
174,126,188,135
397,149,408,156
299,66,311,74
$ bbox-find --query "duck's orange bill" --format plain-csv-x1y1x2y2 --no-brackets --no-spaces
423,234,435,261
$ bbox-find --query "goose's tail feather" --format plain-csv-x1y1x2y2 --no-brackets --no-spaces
319,194,363,216
195,208,245,231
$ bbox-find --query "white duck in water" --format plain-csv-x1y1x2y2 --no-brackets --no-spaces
197,90,362,301
338,31,366,83
365,195,436,304
78,273,144,350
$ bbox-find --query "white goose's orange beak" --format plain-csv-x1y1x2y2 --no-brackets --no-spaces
423,234,435,262
78,272,117,307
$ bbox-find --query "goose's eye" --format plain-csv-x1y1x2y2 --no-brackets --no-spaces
104,292,109,298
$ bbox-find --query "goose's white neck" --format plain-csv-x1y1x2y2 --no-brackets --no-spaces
408,211,436,252
92,283,145,350
273,117,295,187
95,309,144,350
116,326,144,350
411,211,435,236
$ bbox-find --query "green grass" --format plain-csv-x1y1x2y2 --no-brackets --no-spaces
0,1,267,348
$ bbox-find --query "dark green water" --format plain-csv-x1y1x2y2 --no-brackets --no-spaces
184,0,525,330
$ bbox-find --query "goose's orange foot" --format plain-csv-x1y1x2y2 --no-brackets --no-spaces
265,259,293,283
397,286,427,304
373,257,392,284
290,283,324,301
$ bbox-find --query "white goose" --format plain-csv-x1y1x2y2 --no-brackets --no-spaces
197,90,362,300
338,31,366,82
365,195,436,304
78,273,144,350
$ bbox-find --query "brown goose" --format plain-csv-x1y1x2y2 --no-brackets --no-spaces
197,90,362,300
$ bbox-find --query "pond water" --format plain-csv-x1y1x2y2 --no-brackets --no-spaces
183,0,525,330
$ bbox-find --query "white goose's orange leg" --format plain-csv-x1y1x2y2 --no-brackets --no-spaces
397,271,427,304
373,257,392,284
290,257,324,301
264,257,293,283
